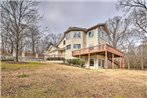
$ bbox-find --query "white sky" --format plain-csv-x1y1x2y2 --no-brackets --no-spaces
38,0,123,34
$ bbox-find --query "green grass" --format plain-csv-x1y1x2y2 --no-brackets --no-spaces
1,61,45,71
17,74,30,78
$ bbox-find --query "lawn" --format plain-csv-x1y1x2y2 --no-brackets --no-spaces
1,61,147,98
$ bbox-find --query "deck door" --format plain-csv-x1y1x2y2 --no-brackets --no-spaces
98,59,102,68
90,58,94,67
98,59,105,68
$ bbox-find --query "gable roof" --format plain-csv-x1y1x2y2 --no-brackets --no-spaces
87,23,110,34
48,43,59,51
57,27,87,47
51,23,110,48
64,27,87,34
56,35,65,47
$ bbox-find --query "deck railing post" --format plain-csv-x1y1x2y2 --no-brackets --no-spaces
105,43,107,51
105,50,108,70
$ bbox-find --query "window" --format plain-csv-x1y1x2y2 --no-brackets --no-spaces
102,60,105,67
88,31,94,38
63,40,65,45
99,30,104,38
66,33,70,40
90,59,94,66
98,59,105,67
73,44,81,49
98,59,101,66
73,32,81,38
99,29,108,40
66,45,71,50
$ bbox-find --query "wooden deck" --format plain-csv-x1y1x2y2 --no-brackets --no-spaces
72,44,124,57
72,44,125,69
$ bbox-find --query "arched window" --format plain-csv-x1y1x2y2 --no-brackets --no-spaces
88,31,94,38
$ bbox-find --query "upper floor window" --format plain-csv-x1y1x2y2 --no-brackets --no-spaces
66,45,71,50
99,29,108,40
63,40,65,45
88,31,94,38
99,30,104,38
66,33,70,40
73,44,81,49
73,32,81,38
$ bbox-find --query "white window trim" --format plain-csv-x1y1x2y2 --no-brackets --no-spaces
73,44,81,49
88,31,94,38
73,32,81,38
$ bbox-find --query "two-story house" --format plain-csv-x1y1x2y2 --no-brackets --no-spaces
45,23,125,69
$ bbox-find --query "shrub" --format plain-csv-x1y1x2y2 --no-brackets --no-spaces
78,59,85,67
66,59,73,65
1,56,15,61
66,59,85,68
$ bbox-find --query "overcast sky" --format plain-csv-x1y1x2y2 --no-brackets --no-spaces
38,0,123,34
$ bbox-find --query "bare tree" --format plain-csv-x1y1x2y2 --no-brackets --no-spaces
117,0,147,34
27,25,41,54
1,0,40,62
38,33,63,53
0,20,14,54
46,33,63,45
106,16,130,48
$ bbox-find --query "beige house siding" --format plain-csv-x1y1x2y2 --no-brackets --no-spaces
86,28,99,47
48,50,59,56
82,55,105,69
48,50,65,57
83,31,87,48
50,46,57,52
98,28,109,44
65,31,85,59
58,37,66,48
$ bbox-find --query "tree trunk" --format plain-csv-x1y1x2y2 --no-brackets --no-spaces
1,35,5,54
127,61,130,69
10,42,14,54
16,43,19,62
140,48,144,70
32,42,35,54
16,31,19,62
126,56,130,69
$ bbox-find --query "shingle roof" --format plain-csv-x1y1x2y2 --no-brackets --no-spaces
56,23,110,48
64,27,87,34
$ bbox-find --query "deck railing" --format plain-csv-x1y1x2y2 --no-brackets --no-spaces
72,44,123,56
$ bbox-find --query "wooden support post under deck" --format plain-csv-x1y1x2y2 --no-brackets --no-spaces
119,58,122,69
122,57,125,69
105,51,108,69
88,53,90,69
112,54,114,69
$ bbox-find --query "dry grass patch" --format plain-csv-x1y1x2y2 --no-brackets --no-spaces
1,62,147,98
